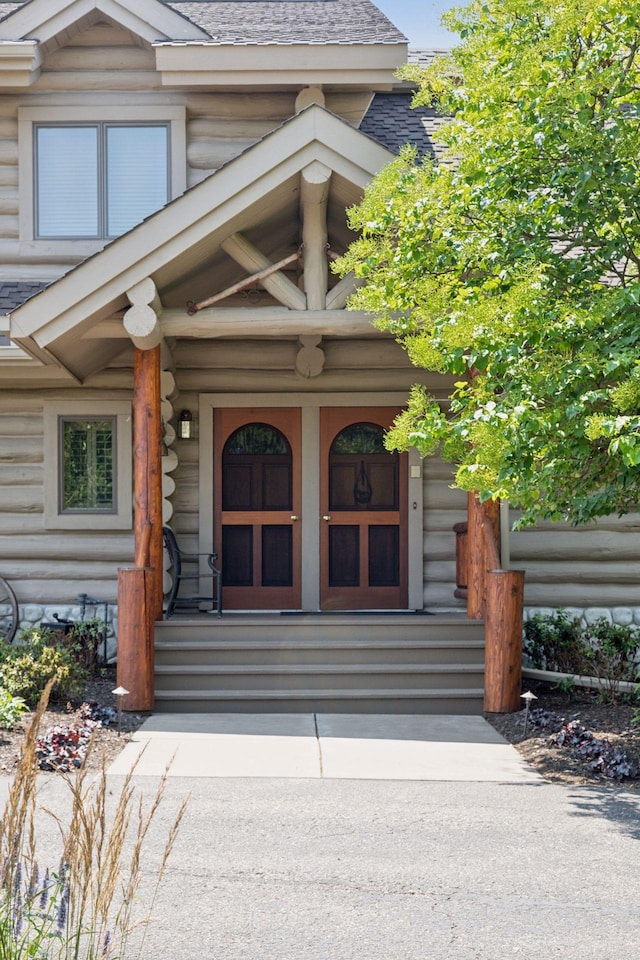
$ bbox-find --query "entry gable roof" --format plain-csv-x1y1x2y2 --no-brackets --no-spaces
8,105,394,380
0,0,209,44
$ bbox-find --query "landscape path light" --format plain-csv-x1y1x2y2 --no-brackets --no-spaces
520,689,538,737
112,686,129,737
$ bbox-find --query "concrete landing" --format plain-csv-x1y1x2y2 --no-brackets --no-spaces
106,713,540,783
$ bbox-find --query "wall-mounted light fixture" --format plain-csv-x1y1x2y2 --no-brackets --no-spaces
178,410,194,440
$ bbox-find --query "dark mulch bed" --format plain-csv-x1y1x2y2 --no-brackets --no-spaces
486,679,640,789
0,667,146,775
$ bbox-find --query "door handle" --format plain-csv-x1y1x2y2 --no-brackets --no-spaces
323,515,331,522
290,515,299,521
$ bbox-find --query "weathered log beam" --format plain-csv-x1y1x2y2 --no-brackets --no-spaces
161,307,380,338
326,271,362,310
187,248,301,313
221,232,307,311
301,161,331,310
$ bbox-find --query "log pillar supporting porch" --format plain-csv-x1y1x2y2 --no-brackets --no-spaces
117,280,164,711
465,492,525,714
466,492,500,620
484,569,525,713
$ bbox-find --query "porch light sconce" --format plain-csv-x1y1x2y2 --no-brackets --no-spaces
178,410,194,440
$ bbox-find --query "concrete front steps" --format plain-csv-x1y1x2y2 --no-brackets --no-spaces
154,613,485,714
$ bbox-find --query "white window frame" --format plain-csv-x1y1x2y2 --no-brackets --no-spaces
19,105,186,252
44,400,133,530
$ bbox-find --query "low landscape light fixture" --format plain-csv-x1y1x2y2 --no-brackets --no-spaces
178,410,194,439
521,689,538,737
112,685,129,737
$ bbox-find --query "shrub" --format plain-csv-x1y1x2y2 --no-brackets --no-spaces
55,618,106,680
523,612,640,705
583,618,640,704
0,628,85,708
0,688,27,730
523,610,590,675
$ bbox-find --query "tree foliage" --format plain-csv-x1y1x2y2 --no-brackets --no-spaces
335,0,640,526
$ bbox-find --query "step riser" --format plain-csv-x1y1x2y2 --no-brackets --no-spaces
154,669,484,693
156,645,484,668
153,695,485,715
155,621,482,646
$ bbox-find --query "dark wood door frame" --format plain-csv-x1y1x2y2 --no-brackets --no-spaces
319,407,408,610
214,407,302,609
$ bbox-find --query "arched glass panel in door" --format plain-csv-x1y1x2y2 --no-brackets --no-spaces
222,423,293,589
329,422,398,512
328,422,400,590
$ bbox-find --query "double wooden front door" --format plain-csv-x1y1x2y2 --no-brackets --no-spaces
214,407,407,610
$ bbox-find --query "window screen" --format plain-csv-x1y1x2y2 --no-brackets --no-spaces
60,417,115,513
35,124,169,239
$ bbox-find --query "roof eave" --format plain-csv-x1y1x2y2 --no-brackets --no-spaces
154,40,408,89
0,39,41,86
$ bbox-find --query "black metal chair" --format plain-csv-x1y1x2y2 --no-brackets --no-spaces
162,526,222,618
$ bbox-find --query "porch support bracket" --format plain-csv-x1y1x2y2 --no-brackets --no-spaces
221,232,307,311
186,247,302,315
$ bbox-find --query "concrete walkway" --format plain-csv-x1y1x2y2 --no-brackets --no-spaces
107,713,541,783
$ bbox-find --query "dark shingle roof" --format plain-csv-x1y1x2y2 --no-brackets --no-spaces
0,2,22,19
360,92,449,160
408,48,453,65
166,1,405,44
0,1,406,44
0,281,49,312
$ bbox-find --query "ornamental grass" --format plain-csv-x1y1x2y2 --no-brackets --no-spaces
0,679,188,959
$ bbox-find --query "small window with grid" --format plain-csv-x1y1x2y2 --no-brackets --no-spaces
59,417,116,513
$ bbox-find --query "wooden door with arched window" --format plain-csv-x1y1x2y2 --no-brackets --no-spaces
320,407,408,610
214,408,301,609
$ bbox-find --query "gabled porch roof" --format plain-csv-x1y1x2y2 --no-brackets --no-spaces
7,105,394,381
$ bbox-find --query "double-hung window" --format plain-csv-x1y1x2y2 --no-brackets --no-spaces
35,123,169,239
19,106,186,247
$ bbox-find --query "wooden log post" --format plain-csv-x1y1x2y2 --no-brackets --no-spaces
484,569,525,713
133,344,163,621
117,332,162,712
117,566,154,712
466,492,500,619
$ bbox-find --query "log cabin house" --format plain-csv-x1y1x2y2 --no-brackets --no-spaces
0,0,638,713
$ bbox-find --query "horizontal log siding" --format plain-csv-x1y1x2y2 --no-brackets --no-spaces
0,394,133,605
510,516,640,607
422,457,467,609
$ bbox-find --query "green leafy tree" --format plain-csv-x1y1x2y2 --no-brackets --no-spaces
336,0,640,526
